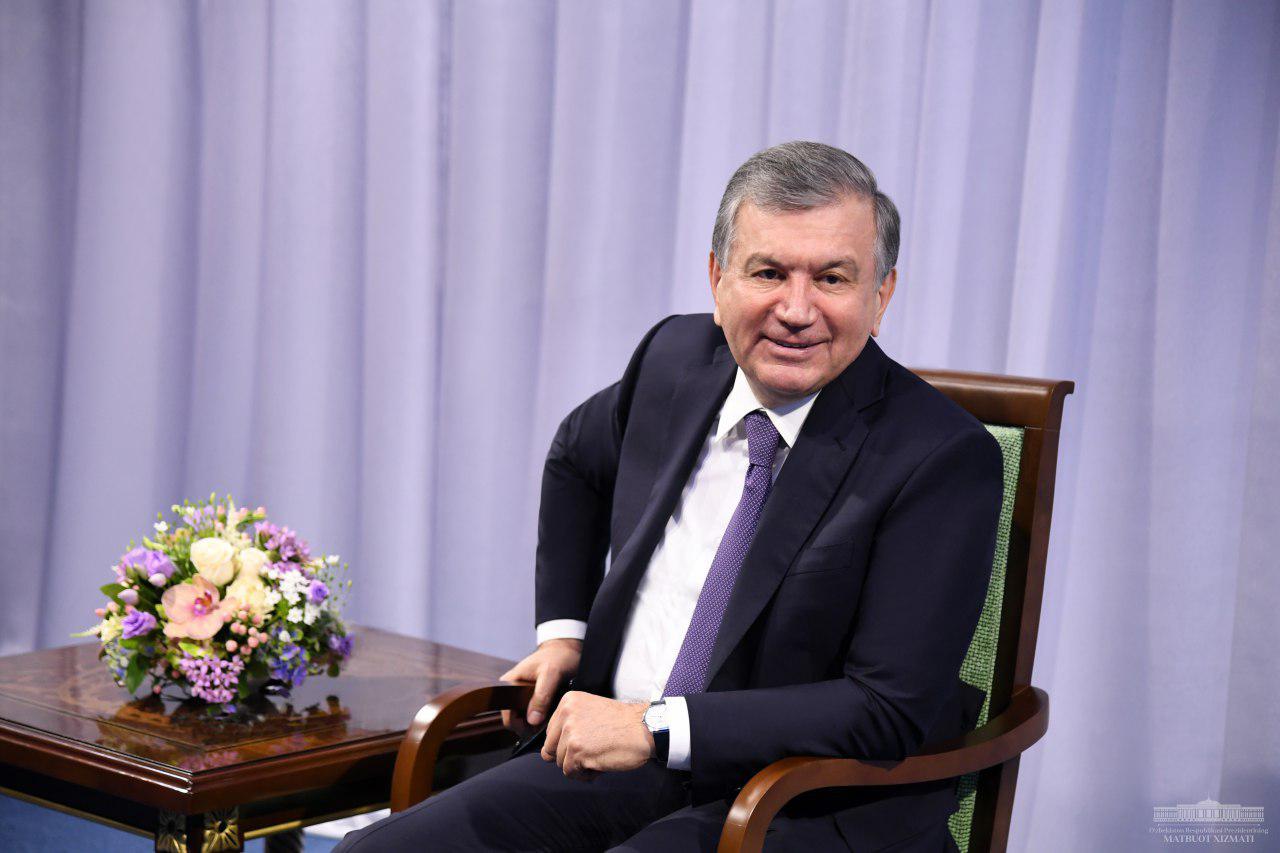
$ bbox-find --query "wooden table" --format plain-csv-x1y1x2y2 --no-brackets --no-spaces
0,626,516,851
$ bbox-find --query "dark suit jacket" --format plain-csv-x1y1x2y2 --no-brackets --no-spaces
534,313,1003,849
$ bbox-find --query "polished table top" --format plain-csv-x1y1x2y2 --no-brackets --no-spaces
0,626,515,815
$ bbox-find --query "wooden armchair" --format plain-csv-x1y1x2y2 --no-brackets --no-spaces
391,369,1073,853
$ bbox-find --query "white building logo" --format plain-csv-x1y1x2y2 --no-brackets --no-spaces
1150,799,1268,844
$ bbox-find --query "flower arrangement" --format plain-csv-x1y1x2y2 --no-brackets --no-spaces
79,495,352,710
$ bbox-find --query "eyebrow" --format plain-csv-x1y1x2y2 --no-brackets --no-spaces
742,253,860,278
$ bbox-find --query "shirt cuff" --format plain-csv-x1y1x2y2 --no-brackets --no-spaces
664,695,691,770
535,619,587,645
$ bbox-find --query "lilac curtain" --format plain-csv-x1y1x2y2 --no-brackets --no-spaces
2,1,1277,849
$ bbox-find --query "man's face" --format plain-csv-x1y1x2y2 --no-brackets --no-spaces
709,195,896,408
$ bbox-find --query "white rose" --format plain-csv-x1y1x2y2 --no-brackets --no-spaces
99,616,122,644
235,547,269,581
226,573,269,618
189,537,237,586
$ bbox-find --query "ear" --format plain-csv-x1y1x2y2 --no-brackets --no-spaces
870,268,897,337
708,251,724,327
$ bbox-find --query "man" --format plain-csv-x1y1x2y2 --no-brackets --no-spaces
338,141,1002,851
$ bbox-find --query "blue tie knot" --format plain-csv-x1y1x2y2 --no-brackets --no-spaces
744,410,781,469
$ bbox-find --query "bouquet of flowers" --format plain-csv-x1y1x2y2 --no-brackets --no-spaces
79,495,353,710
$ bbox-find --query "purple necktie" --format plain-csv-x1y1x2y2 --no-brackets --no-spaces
664,410,781,696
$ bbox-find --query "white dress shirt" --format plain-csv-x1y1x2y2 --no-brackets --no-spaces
536,368,818,770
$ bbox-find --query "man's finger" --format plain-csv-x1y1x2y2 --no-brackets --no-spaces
525,668,558,725
541,706,564,761
500,658,536,685
501,709,531,736
555,720,573,768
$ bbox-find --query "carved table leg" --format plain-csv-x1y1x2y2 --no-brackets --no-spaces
156,807,243,853
263,828,305,852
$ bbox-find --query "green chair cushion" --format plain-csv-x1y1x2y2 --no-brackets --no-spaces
948,424,1024,852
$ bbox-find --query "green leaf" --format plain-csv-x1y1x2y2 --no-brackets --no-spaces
119,638,139,650
178,640,207,658
326,663,340,678
100,583,125,602
124,655,147,693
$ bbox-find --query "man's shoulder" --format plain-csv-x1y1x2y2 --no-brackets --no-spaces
643,313,725,360
624,314,726,385
874,353,999,460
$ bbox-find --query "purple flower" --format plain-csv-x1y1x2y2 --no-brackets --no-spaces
183,506,216,530
328,634,353,658
307,581,329,604
142,550,177,579
118,548,175,582
177,653,244,704
121,609,158,639
254,521,312,563
268,643,309,686
270,661,308,687
116,547,148,582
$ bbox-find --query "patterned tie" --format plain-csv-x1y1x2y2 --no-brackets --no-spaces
664,410,781,696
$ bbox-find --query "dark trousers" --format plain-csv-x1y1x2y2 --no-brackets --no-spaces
331,752,857,852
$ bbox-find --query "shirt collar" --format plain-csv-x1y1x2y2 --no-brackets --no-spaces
712,368,819,448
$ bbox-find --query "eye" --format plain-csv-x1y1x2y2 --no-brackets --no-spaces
754,269,781,281
820,273,844,285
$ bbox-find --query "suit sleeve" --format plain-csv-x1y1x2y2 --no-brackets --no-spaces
682,426,1003,789
533,316,676,627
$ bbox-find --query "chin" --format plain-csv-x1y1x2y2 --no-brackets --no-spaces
755,367,822,403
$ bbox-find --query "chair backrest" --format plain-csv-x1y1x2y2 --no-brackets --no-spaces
912,369,1073,853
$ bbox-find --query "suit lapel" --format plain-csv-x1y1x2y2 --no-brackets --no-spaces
577,346,736,693
705,338,888,684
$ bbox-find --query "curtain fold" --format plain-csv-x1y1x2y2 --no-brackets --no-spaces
2,1,1277,848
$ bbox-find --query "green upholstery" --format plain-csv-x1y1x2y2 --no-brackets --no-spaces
947,424,1024,852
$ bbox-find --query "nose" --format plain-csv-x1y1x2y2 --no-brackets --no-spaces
775,276,817,327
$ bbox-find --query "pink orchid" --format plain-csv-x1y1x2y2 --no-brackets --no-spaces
161,576,239,640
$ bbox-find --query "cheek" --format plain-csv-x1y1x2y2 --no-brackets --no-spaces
722,299,769,338
823,299,874,337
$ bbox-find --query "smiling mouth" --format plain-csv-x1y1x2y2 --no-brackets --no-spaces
766,337,821,350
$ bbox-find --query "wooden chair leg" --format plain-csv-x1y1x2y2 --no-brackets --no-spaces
986,757,1021,853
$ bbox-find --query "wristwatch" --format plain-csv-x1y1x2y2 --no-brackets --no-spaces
643,699,670,765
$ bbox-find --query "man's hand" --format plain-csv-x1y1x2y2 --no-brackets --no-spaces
499,637,582,735
541,691,654,780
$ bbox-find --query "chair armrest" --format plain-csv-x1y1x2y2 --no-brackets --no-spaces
390,681,536,812
717,684,1049,853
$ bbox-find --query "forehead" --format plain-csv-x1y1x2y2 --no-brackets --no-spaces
733,195,875,268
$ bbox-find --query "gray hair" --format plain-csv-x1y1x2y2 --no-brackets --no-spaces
711,141,900,282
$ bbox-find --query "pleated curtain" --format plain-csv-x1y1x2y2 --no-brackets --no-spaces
2,2,1277,850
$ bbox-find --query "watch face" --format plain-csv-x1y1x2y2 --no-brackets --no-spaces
645,703,667,731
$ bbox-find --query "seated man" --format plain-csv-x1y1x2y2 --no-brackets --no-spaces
337,141,1002,852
